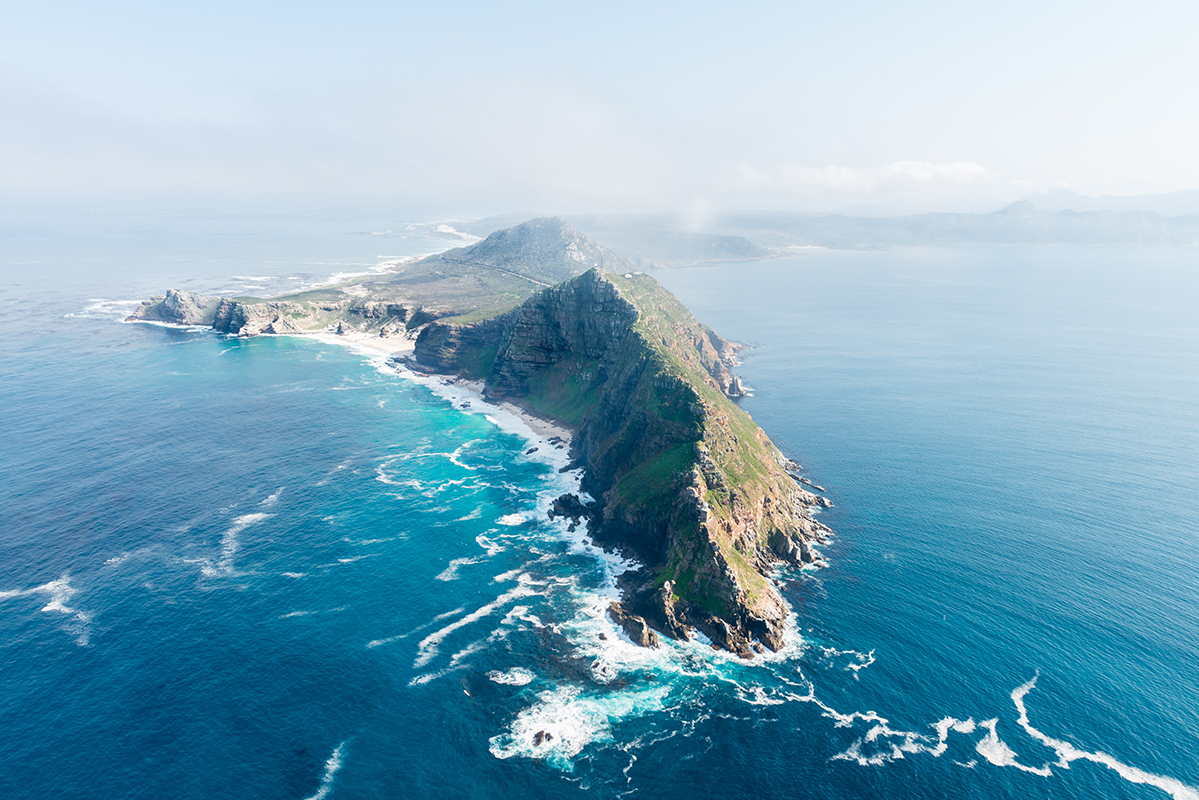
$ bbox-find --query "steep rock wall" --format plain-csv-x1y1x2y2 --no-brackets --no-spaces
414,269,831,657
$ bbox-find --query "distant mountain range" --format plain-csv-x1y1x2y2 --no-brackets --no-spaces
451,200,1199,264
1018,188,1199,216
708,201,1199,250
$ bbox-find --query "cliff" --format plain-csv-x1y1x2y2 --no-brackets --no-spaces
127,217,832,657
414,268,830,657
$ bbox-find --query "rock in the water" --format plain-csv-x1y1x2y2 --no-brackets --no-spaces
126,288,225,326
607,602,659,648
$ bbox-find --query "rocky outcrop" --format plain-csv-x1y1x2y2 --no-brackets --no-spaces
607,602,660,648
126,289,226,326
128,292,417,339
414,268,831,657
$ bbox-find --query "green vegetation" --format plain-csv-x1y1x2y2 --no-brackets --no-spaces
458,343,499,381
441,298,523,324
615,442,693,506
523,358,603,426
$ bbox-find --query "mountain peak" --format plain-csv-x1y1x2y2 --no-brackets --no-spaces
991,199,1039,217
431,217,635,285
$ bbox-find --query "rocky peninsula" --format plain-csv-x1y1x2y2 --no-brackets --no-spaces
127,218,832,657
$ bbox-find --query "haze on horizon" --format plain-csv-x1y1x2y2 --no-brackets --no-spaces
3,0,1198,217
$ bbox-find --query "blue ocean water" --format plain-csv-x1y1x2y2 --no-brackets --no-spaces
2,206,1197,800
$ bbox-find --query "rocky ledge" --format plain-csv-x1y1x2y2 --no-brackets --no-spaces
412,267,831,658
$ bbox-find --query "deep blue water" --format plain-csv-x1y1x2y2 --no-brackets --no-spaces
2,207,1197,799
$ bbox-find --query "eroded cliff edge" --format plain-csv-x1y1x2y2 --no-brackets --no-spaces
414,268,831,657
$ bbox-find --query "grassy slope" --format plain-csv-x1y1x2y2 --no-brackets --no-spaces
600,273,790,612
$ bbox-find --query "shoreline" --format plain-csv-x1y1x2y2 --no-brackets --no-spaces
299,329,577,449
125,318,578,448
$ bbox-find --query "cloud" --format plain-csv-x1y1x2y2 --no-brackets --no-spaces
734,160,994,195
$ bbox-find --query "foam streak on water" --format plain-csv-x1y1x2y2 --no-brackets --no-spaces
303,741,346,800
1011,676,1199,800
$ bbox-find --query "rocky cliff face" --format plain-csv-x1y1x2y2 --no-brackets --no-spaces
414,268,830,657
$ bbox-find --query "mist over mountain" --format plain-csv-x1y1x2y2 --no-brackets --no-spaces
1020,188,1199,216
709,201,1199,249
446,199,1199,265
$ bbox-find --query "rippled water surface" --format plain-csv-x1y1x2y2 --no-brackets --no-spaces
2,208,1196,799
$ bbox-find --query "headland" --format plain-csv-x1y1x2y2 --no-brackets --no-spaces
127,217,832,657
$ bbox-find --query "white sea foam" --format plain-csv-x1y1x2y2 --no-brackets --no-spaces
449,639,488,667
1008,674,1199,799
489,684,672,770
82,298,145,318
488,667,536,686
302,741,346,800
500,605,544,629
367,606,466,649
124,319,210,332
200,512,271,577
846,651,876,675
374,359,576,474
738,686,787,706
974,718,1051,775
781,669,1199,799
448,441,482,470
336,554,380,564
282,572,307,578
0,575,92,646
496,513,526,526
477,535,504,557
353,536,403,546
436,557,483,581
409,667,466,686
413,577,538,668
259,487,283,507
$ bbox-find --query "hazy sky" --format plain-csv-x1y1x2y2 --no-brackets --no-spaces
3,0,1197,214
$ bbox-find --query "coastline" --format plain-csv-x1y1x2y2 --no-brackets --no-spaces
299,330,577,451
126,317,579,451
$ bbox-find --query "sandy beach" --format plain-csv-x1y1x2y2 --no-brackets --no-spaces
301,329,577,448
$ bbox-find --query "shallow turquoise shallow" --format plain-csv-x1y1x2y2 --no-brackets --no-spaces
1,207,1196,799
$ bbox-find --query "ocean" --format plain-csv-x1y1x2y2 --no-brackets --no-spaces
1,203,1196,799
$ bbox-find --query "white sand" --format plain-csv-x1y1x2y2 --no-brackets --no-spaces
298,329,416,356
299,330,576,446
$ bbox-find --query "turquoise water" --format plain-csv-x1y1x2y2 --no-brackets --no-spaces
2,208,1197,799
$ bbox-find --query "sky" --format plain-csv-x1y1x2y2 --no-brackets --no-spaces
3,0,1198,215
